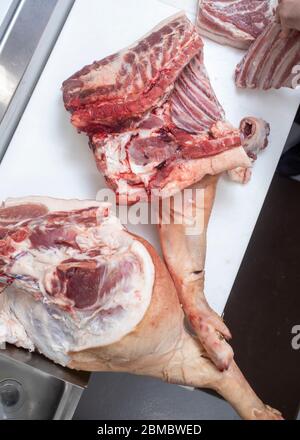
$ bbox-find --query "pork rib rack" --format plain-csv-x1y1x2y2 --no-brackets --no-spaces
63,13,202,133
62,13,270,370
0,197,282,420
197,0,277,50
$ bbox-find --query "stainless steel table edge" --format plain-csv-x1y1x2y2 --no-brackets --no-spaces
0,0,75,162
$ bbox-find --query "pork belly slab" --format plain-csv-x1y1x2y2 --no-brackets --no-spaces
197,0,277,50
0,197,282,420
236,22,300,90
197,2,300,90
62,12,270,370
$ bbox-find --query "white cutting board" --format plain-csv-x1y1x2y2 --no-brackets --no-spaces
0,0,299,315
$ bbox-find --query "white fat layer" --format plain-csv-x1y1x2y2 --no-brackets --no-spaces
3,196,111,213
0,292,34,351
96,128,159,183
99,133,131,176
9,216,125,295
0,200,154,366
116,179,148,200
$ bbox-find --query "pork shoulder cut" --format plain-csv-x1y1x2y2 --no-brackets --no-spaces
0,196,282,420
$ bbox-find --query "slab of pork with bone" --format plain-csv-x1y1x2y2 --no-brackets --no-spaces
197,0,277,50
196,1,300,90
0,197,282,420
62,12,270,371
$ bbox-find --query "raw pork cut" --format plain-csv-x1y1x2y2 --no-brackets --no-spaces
62,12,270,371
235,22,300,89
159,175,235,369
0,197,282,420
62,12,269,204
63,13,203,133
228,117,270,183
197,0,277,49
159,115,270,370
0,197,154,360
89,50,252,204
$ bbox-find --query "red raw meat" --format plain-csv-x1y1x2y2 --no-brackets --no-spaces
89,50,249,203
235,22,300,89
63,13,203,133
197,0,277,49
0,197,283,420
63,13,268,204
0,200,140,311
